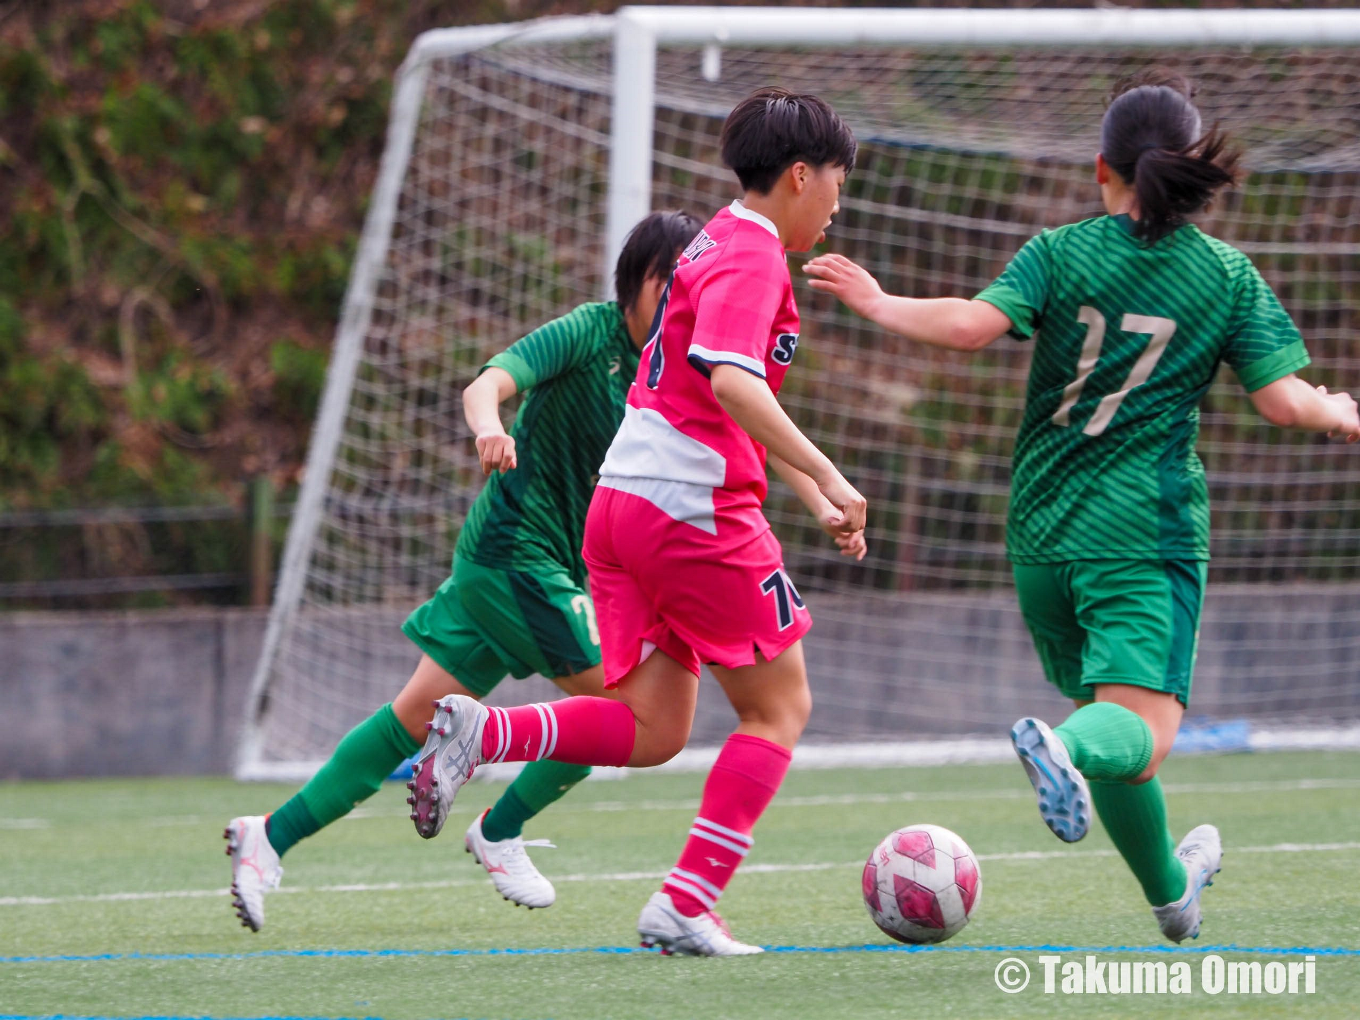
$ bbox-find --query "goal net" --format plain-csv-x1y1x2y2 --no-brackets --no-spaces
238,9,1360,779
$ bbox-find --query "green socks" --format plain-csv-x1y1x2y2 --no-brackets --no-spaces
1054,702,1154,782
1090,777,1188,907
481,759,593,842
266,702,420,857
1054,702,1184,907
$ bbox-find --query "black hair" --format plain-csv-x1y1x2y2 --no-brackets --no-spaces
614,209,704,312
1100,71,1240,244
719,86,857,195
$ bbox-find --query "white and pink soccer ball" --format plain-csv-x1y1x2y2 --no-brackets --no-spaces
862,823,982,944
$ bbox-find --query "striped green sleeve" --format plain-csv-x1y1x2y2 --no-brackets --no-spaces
974,232,1052,340
484,304,598,392
1222,261,1310,393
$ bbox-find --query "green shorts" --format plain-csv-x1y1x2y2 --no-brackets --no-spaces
1013,559,1206,707
401,556,602,697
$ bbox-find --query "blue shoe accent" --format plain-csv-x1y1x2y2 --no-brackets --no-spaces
1010,717,1091,843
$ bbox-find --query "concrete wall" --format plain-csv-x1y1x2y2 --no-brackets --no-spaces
0,609,267,780
4,584,1358,779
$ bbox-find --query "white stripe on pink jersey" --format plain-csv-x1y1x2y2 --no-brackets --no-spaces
687,343,767,379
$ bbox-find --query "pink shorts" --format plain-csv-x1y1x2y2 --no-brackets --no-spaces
583,486,813,686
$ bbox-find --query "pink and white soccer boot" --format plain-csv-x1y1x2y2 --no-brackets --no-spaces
407,694,488,839
637,891,763,957
224,815,282,932
464,808,557,908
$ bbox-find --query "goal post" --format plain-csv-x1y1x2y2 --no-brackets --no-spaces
602,5,1360,288
238,7,1360,781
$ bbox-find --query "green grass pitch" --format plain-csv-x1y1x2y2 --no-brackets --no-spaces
2,751,1358,1019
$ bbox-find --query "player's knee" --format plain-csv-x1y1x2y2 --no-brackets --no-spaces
734,692,810,747
627,715,692,767
1132,735,1175,784
1130,762,1160,784
629,730,688,768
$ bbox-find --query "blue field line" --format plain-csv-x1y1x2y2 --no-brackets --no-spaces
0,1016,546,1020
0,1016,529,1020
2,942,1356,966
0,1017,540,1020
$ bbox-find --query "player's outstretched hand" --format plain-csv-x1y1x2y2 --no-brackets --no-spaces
803,253,886,320
476,432,518,474
833,529,867,561
1318,386,1360,443
816,471,867,535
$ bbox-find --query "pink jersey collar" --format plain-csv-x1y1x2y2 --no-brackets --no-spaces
728,200,780,241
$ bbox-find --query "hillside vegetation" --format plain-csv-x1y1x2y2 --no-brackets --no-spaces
0,0,1346,605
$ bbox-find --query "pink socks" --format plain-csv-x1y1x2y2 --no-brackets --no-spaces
663,733,793,917
479,697,636,767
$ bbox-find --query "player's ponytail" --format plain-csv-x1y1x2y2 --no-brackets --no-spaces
1101,73,1241,244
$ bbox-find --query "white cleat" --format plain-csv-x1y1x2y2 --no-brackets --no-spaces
1153,823,1223,943
637,891,764,957
224,815,282,932
465,809,557,909
407,694,488,839
1011,717,1091,843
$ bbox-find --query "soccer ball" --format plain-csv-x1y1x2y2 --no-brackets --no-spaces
862,823,981,944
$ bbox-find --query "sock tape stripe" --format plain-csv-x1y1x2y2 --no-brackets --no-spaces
543,702,559,761
531,704,550,761
493,708,510,764
688,828,750,857
661,876,716,909
669,867,724,899
485,708,500,764
694,817,754,845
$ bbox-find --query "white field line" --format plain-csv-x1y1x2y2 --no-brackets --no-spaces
3,841,1359,909
4,776,1357,833
569,776,1360,815
238,727,1360,783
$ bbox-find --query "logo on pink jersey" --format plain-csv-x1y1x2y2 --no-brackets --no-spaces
682,230,717,262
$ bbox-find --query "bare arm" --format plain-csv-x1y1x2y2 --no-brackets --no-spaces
769,453,867,560
1249,374,1360,439
803,253,1012,351
462,367,520,474
710,363,866,534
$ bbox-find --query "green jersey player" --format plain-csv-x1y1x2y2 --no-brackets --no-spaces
225,209,702,931
805,70,1359,943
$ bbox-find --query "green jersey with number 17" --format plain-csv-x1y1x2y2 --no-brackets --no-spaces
976,214,1310,564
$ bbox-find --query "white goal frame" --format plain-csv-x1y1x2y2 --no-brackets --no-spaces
237,7,1360,780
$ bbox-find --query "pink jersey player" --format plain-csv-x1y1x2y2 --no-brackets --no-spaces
411,87,867,956
588,199,811,681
